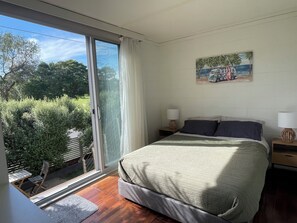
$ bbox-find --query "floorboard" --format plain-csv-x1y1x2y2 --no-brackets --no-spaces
77,169,297,223
253,168,297,223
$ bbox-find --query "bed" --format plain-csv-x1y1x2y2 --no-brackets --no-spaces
118,119,269,223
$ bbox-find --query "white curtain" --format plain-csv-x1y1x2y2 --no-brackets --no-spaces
119,37,148,156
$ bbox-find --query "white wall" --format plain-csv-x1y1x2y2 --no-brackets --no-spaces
143,15,297,143
141,41,164,143
0,124,8,185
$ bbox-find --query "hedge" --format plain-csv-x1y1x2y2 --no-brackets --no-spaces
0,96,92,174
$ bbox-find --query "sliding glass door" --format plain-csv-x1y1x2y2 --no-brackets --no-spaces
87,38,121,170
95,40,121,167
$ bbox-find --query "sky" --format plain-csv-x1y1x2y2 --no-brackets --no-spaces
0,15,119,75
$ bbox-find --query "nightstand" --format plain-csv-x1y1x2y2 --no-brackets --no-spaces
272,138,297,168
159,127,178,139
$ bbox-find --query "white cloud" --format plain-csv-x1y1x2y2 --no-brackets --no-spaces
38,38,86,63
27,37,39,44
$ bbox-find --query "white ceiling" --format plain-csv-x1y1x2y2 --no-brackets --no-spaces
41,0,297,43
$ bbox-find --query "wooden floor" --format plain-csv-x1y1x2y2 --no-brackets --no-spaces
77,169,297,223
253,168,297,223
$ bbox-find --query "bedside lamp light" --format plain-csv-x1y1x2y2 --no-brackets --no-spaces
167,109,179,130
278,111,297,143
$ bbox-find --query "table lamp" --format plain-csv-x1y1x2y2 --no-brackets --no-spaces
278,111,297,143
167,108,179,130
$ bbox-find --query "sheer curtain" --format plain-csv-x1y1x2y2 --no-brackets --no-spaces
119,37,148,156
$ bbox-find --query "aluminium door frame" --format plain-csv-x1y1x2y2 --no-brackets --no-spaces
86,36,105,171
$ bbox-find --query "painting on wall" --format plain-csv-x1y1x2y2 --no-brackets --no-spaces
196,51,253,84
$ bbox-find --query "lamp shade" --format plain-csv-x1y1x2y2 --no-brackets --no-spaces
167,109,179,120
278,112,297,128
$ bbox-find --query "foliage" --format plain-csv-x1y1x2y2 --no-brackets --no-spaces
0,33,39,101
71,96,93,148
98,66,116,80
72,96,90,111
196,53,242,74
0,31,121,171
22,60,89,99
0,96,92,174
80,127,93,152
97,67,121,163
245,52,253,74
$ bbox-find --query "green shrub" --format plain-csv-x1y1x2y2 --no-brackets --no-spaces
0,96,92,174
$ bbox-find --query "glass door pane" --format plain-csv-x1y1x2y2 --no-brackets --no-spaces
95,40,121,167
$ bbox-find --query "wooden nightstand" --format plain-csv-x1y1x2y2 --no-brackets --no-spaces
272,138,297,168
159,127,178,139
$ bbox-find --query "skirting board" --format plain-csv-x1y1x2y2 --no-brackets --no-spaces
118,178,231,223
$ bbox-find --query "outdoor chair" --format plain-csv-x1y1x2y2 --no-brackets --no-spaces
28,161,49,195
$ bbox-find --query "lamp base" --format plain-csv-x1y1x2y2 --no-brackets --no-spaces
281,128,296,143
169,120,177,131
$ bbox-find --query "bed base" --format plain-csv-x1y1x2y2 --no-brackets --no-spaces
118,178,231,223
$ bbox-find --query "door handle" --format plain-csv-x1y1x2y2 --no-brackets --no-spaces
92,107,101,120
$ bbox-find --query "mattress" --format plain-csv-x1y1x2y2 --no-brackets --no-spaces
118,133,269,223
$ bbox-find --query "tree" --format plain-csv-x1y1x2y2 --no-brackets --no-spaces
196,58,205,77
22,62,52,99
98,66,118,92
54,60,89,98
98,66,116,80
0,33,39,101
23,60,89,99
245,52,253,74
225,53,241,66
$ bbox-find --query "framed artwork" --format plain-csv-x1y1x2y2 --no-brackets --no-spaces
196,51,253,84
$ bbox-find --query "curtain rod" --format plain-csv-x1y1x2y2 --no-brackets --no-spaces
119,35,142,42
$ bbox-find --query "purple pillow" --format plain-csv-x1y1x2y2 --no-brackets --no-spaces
180,120,218,136
214,121,262,141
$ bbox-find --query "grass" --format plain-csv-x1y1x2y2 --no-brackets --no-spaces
72,95,91,111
